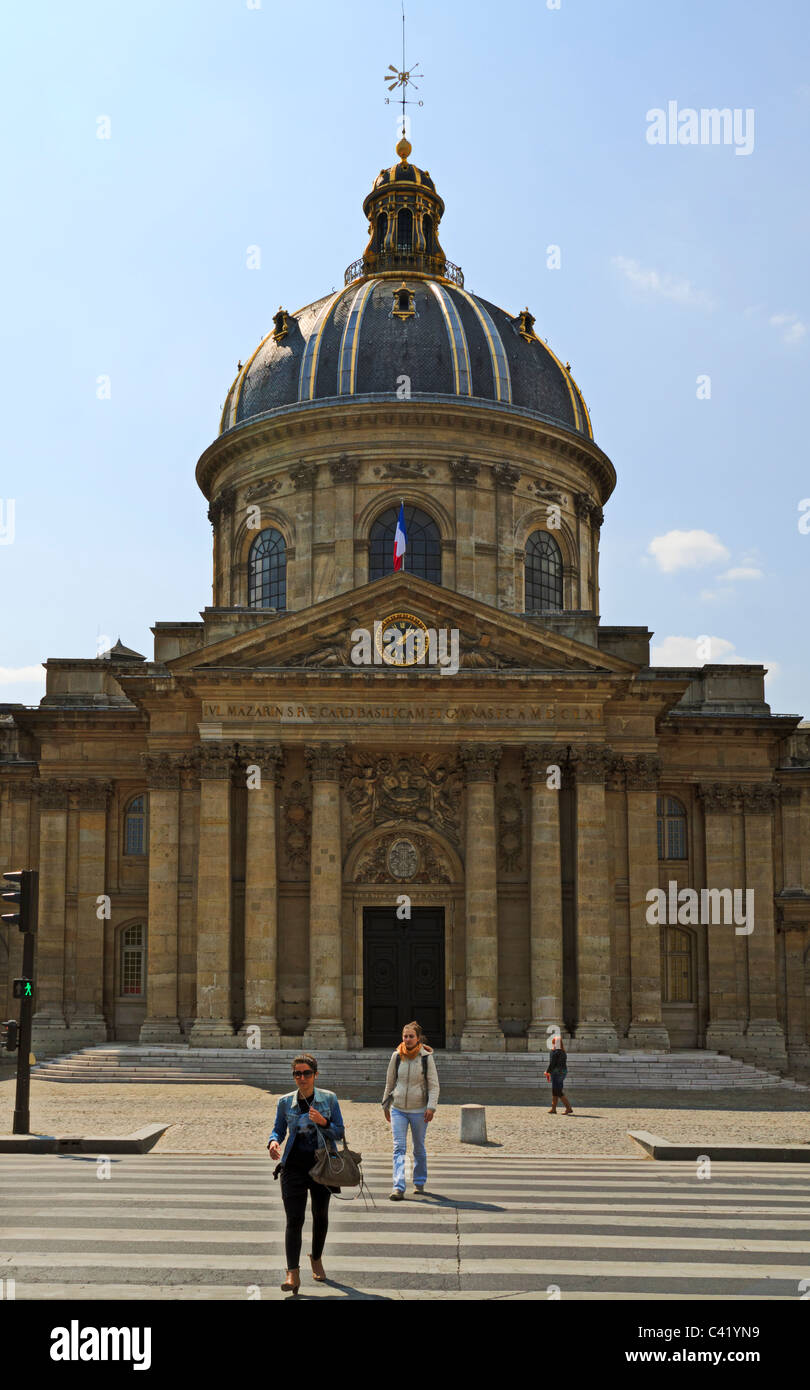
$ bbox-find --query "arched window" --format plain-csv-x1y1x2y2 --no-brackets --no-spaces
120,923,145,996
369,505,441,584
657,795,687,859
525,530,563,612
123,794,146,856
661,925,693,1003
376,212,388,252
396,208,413,252
422,214,434,254
248,527,287,609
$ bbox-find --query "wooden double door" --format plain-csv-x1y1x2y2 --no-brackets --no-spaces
363,907,445,1048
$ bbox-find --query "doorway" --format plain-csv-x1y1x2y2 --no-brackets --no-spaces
363,906,445,1047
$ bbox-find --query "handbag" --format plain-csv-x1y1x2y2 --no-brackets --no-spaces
310,1125,363,1189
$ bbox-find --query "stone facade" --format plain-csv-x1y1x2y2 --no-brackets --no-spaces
2,143,809,1069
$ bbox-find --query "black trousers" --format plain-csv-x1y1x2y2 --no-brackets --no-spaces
280,1161,331,1269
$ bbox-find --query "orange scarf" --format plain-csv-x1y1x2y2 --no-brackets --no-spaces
397,1041,422,1060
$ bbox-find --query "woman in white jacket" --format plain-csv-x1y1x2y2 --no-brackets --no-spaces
382,1020,440,1200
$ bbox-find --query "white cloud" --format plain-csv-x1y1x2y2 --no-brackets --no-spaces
647,529,730,573
769,312,807,346
612,256,714,309
650,636,780,685
718,566,763,582
0,665,45,686
651,636,736,665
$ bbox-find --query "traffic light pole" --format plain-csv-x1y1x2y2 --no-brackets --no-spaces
13,927,35,1134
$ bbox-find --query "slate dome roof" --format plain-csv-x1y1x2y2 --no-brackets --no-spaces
218,141,592,441
220,279,592,439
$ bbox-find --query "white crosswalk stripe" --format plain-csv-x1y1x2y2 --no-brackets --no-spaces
1,1154,808,1300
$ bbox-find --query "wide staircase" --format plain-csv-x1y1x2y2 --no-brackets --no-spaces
28,1046,808,1099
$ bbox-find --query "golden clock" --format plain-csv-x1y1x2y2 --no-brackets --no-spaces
376,611,430,666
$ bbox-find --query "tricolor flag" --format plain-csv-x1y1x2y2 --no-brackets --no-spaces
393,502,407,571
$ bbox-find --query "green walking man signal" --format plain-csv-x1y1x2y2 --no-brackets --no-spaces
13,979,33,999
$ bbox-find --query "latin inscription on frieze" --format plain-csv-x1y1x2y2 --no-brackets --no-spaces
201,702,598,724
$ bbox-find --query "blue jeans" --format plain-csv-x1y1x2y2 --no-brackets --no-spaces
391,1107,428,1191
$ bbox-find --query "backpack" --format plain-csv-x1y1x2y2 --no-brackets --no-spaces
384,1051,429,1109
394,1052,429,1085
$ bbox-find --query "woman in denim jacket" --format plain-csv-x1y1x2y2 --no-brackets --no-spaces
267,1052,345,1295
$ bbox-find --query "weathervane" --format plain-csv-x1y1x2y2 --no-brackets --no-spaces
383,2,423,138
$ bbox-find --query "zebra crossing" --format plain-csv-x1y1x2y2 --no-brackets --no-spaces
1,1153,809,1300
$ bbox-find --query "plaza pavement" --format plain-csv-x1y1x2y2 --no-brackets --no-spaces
1,1078,808,1156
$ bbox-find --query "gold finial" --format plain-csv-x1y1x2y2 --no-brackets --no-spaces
396,134,412,163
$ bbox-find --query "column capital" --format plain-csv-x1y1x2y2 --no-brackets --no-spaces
491,461,520,491
570,745,613,784
449,456,480,486
460,743,502,782
290,461,319,490
11,776,38,801
698,781,739,813
38,778,69,810
329,455,359,484
623,753,661,790
74,778,113,810
523,746,568,780
196,743,237,780
739,782,781,814
305,743,348,782
142,752,189,789
238,743,285,783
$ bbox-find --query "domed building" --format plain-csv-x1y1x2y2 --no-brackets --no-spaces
2,139,809,1069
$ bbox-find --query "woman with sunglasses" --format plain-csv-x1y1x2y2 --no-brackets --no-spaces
267,1053,345,1295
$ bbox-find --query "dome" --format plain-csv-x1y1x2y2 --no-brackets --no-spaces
218,138,592,441
219,279,592,438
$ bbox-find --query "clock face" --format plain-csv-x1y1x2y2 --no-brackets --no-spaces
376,611,430,666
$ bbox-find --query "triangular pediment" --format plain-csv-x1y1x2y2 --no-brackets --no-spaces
168,576,637,677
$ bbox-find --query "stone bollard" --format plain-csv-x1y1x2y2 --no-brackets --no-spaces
459,1104,487,1145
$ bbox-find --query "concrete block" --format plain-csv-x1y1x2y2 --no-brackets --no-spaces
460,1104,488,1145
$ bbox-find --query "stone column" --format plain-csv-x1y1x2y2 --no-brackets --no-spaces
524,747,567,1048
140,754,184,1042
303,744,347,1049
73,779,111,1042
208,485,236,607
238,743,284,1047
574,495,592,609
782,925,810,1069
190,744,236,1045
699,784,746,1052
329,457,358,594
571,746,618,1050
780,786,803,891
742,783,786,1063
450,458,479,597
33,779,69,1041
493,463,519,610
625,755,669,1049
459,743,504,1051
289,463,318,608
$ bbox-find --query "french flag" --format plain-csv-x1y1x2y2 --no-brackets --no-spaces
393,502,407,572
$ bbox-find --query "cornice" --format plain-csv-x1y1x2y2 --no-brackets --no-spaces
196,395,616,504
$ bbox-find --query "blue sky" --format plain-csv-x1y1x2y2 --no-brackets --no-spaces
1,0,808,715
